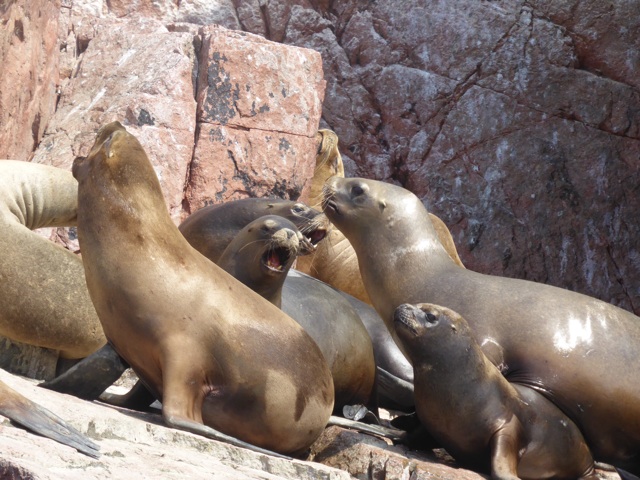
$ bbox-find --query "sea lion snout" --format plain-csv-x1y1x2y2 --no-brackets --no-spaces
394,303,443,339
393,303,422,336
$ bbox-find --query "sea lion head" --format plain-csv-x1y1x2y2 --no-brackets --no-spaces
72,121,161,197
287,202,328,250
322,177,426,239
246,215,312,275
393,303,471,361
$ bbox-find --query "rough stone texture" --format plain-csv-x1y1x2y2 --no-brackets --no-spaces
0,368,352,480
0,0,61,161
0,337,57,381
311,426,488,480
184,26,325,213
5,368,616,480
310,426,620,480
30,17,197,222
26,9,323,224
51,0,640,313
272,1,640,314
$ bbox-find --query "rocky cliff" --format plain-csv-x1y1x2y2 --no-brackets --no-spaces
0,1,637,478
2,0,638,311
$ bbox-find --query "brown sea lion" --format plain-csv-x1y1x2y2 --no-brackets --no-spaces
394,303,597,479
322,176,640,474
178,197,327,264
180,204,412,412
72,121,334,456
297,129,464,305
0,374,100,458
217,215,314,308
217,215,376,412
0,161,105,360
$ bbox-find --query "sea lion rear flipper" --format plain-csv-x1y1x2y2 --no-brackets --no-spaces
327,415,407,441
376,366,415,409
99,379,157,411
161,407,289,459
0,380,100,458
40,343,128,400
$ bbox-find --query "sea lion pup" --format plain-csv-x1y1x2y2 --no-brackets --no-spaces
394,303,597,480
0,161,105,361
0,376,100,458
217,215,376,412
72,121,334,456
178,198,327,263
322,176,640,474
296,129,464,305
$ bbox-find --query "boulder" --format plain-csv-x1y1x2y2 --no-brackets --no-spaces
31,12,323,224
0,368,352,480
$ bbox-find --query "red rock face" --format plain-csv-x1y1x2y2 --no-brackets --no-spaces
255,1,640,314
185,26,325,213
24,16,323,224
0,0,60,161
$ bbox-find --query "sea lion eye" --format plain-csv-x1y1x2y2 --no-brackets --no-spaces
426,313,437,322
291,204,305,214
351,184,366,197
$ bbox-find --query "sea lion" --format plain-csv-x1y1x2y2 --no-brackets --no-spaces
337,290,414,411
296,129,464,305
322,176,640,473
217,216,376,412
394,303,597,479
217,215,314,308
0,161,105,360
0,375,100,458
182,206,409,412
72,121,334,456
178,197,327,264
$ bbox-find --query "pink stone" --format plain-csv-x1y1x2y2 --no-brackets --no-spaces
0,0,60,161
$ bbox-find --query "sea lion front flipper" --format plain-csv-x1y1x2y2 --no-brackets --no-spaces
40,343,128,400
489,417,522,480
0,379,100,458
376,366,415,410
99,379,157,411
160,360,289,459
161,394,289,459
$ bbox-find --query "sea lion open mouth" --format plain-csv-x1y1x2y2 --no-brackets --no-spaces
306,227,327,246
262,246,292,273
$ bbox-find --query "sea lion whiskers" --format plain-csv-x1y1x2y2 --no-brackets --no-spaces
298,216,328,248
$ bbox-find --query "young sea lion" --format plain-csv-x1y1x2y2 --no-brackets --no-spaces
217,215,376,412
394,303,597,480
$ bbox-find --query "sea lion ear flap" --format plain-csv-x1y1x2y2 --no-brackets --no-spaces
379,200,386,211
